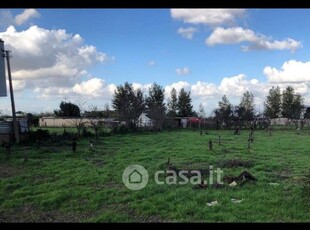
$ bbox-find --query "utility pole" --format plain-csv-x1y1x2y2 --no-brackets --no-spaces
2,48,19,143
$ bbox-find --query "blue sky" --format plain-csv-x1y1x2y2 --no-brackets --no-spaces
1,9,310,116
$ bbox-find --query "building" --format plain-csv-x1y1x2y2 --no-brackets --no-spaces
137,113,154,128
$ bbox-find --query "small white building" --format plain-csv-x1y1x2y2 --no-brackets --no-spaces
180,118,188,128
137,113,154,128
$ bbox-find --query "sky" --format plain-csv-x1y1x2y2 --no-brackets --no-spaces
1,8,310,116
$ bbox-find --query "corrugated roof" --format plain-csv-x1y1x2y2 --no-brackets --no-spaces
0,121,12,134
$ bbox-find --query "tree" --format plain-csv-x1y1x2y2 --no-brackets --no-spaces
177,88,193,117
146,83,166,130
26,113,39,128
132,88,145,131
86,106,104,141
281,86,304,119
167,88,178,117
112,82,145,131
264,86,282,118
304,107,310,119
103,102,110,118
198,102,206,118
54,101,81,117
238,90,255,121
71,117,85,136
215,95,233,129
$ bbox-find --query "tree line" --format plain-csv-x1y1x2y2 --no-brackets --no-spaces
111,82,194,131
51,83,308,131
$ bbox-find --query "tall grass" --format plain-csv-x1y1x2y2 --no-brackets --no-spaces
0,128,309,222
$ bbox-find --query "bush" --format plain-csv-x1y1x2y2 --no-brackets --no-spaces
302,170,310,205
118,125,129,134
29,129,50,142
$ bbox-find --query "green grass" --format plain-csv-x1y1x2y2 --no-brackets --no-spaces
0,128,309,222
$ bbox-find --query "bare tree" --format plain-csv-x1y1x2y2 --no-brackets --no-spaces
71,117,85,136
85,106,103,141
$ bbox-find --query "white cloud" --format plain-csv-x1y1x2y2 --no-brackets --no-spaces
177,27,198,39
163,75,271,115
206,27,257,45
5,79,26,92
264,60,310,83
73,78,106,98
33,87,73,99
176,67,190,76
0,25,113,91
15,9,40,26
246,38,301,52
206,27,302,52
132,82,152,93
218,74,267,98
148,60,156,66
164,81,191,98
33,78,117,100
171,9,246,26
191,81,218,98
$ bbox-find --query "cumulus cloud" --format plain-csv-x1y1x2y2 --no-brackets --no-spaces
15,9,40,26
0,25,113,94
218,74,267,97
206,27,302,52
163,75,270,114
171,9,246,27
264,60,310,83
73,78,108,98
6,80,26,92
177,27,198,39
34,78,116,100
0,9,40,28
176,67,190,76
164,81,191,98
132,82,152,94
191,81,218,98
74,78,117,100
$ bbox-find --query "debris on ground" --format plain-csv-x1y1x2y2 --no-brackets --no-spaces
207,201,219,206
193,180,208,189
224,170,257,186
229,181,237,187
231,198,243,204
269,182,280,186
212,182,224,189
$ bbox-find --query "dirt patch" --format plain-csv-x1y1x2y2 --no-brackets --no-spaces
223,170,257,186
265,169,292,180
91,159,105,167
218,159,254,168
0,205,93,222
0,163,24,178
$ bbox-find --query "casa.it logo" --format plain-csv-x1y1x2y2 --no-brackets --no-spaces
122,164,149,191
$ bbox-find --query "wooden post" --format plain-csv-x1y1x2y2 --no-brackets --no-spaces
208,140,213,150
4,49,19,143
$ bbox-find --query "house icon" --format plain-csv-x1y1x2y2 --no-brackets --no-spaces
129,169,143,184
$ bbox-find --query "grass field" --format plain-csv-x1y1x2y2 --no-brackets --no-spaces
0,128,309,222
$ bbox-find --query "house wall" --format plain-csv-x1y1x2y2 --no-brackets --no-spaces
39,117,106,128
180,118,188,128
137,114,153,127
270,118,310,126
